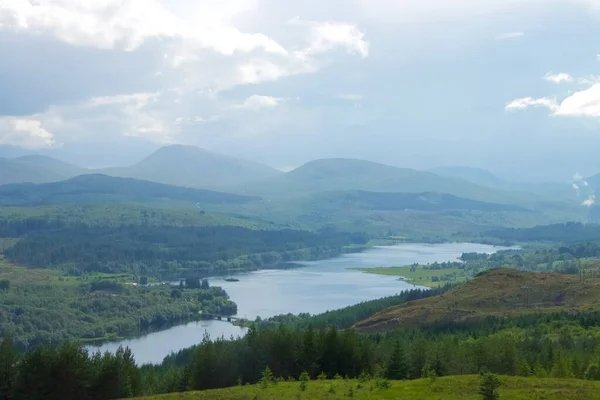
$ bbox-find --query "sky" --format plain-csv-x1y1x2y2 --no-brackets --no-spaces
2,0,600,180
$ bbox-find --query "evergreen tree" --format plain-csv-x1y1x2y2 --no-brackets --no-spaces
0,338,17,400
385,341,408,380
478,372,501,400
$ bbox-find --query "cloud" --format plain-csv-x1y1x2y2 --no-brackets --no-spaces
505,97,558,111
495,32,525,40
237,95,285,110
506,83,600,117
544,72,574,83
292,19,369,58
0,118,57,149
583,193,596,207
1,0,369,95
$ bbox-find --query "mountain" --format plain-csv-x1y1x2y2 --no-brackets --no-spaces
0,174,259,206
354,268,600,332
100,145,282,190
1,155,85,185
429,166,504,188
242,158,539,205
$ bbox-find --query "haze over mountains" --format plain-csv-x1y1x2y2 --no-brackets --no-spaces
0,144,589,209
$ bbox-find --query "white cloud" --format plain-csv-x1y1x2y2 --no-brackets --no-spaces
0,118,57,149
554,83,600,117
495,32,525,40
293,19,369,58
0,0,368,93
574,172,584,181
505,97,558,111
544,72,573,83
583,193,596,207
507,82,600,118
237,95,285,110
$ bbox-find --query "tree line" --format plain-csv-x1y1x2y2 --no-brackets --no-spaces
3,312,600,399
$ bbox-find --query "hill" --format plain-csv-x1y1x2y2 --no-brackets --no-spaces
354,268,600,332
0,155,85,185
100,145,282,190
430,165,504,188
241,158,541,205
0,174,259,206
309,190,526,212
133,376,600,400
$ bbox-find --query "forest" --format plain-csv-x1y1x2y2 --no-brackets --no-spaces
486,222,600,244
0,279,236,349
0,215,366,277
4,311,600,399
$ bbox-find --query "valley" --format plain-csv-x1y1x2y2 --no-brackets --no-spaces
1,145,600,399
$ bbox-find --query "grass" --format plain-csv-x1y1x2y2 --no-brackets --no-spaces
0,256,58,285
131,375,600,400
350,265,466,288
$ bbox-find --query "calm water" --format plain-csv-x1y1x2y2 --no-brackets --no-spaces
87,242,508,364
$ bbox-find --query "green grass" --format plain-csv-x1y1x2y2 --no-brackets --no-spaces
350,265,466,288
131,376,600,400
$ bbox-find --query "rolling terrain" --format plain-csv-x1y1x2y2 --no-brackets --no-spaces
0,173,259,206
354,268,600,332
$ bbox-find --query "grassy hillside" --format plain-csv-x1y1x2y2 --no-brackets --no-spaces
0,174,260,206
240,158,542,205
0,155,85,185
132,376,600,400
354,268,600,332
101,145,282,190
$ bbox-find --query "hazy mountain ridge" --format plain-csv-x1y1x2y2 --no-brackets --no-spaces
0,174,259,206
0,155,85,185
239,158,543,206
99,145,283,190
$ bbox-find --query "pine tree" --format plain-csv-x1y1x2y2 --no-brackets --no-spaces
0,337,17,400
478,372,501,400
385,341,408,380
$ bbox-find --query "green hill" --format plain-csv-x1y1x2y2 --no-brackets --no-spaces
240,158,540,205
0,155,85,185
132,376,600,400
0,174,259,206
100,145,282,190
354,268,600,332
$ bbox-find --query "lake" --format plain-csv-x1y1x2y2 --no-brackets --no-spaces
87,242,508,364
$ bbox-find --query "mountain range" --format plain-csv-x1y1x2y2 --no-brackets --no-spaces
0,144,592,209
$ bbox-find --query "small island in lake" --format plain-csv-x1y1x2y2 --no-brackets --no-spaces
224,278,240,282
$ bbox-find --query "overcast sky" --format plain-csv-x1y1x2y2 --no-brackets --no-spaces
2,0,600,180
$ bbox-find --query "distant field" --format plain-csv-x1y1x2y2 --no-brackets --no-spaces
350,265,466,288
0,256,58,285
132,376,600,400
